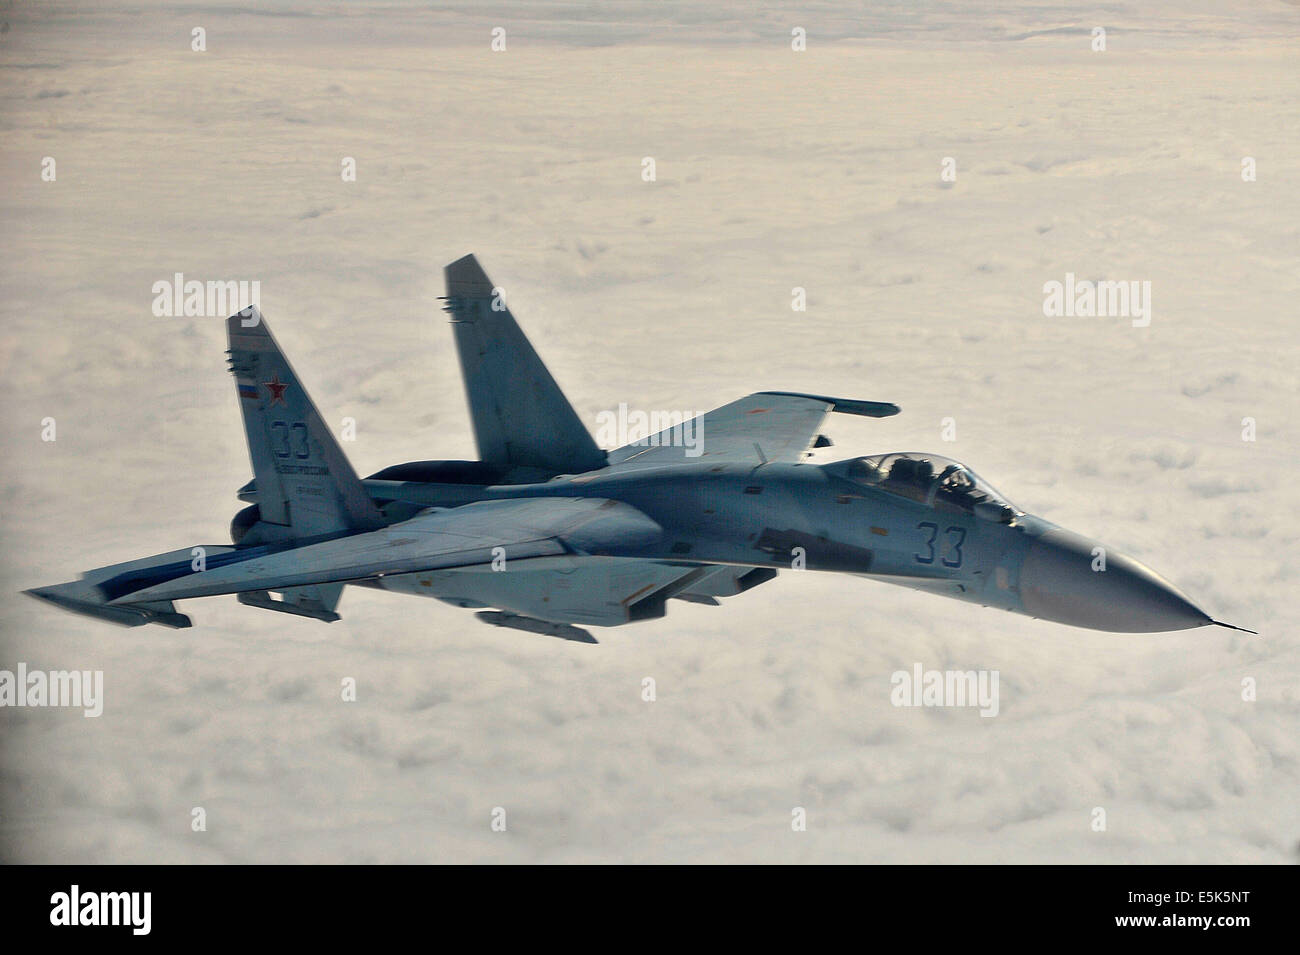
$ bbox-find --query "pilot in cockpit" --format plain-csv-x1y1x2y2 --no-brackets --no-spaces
845,453,1018,523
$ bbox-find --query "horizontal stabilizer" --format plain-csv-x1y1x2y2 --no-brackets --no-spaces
23,545,238,628
25,586,192,628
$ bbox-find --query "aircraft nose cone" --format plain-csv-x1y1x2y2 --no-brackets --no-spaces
1019,528,1211,632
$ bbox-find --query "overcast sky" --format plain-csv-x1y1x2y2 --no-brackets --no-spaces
1,1,1297,863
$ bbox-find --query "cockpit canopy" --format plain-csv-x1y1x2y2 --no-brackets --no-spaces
842,452,1019,522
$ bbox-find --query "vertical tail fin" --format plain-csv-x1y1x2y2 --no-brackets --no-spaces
226,309,384,538
442,254,606,478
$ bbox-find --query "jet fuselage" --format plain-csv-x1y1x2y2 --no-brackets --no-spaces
360,457,1213,633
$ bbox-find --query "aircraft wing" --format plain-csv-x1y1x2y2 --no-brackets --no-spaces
603,391,899,472
95,497,662,606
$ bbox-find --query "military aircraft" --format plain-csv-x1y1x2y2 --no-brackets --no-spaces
27,254,1253,642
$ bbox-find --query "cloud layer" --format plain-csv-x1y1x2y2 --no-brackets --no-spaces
1,2,1297,863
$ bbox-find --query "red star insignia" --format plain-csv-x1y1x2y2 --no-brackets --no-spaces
264,373,289,406
747,407,770,414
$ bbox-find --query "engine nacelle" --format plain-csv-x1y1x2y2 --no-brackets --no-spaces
230,503,261,545
364,460,507,484
229,504,296,546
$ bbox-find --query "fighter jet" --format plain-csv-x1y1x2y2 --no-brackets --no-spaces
26,254,1254,641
